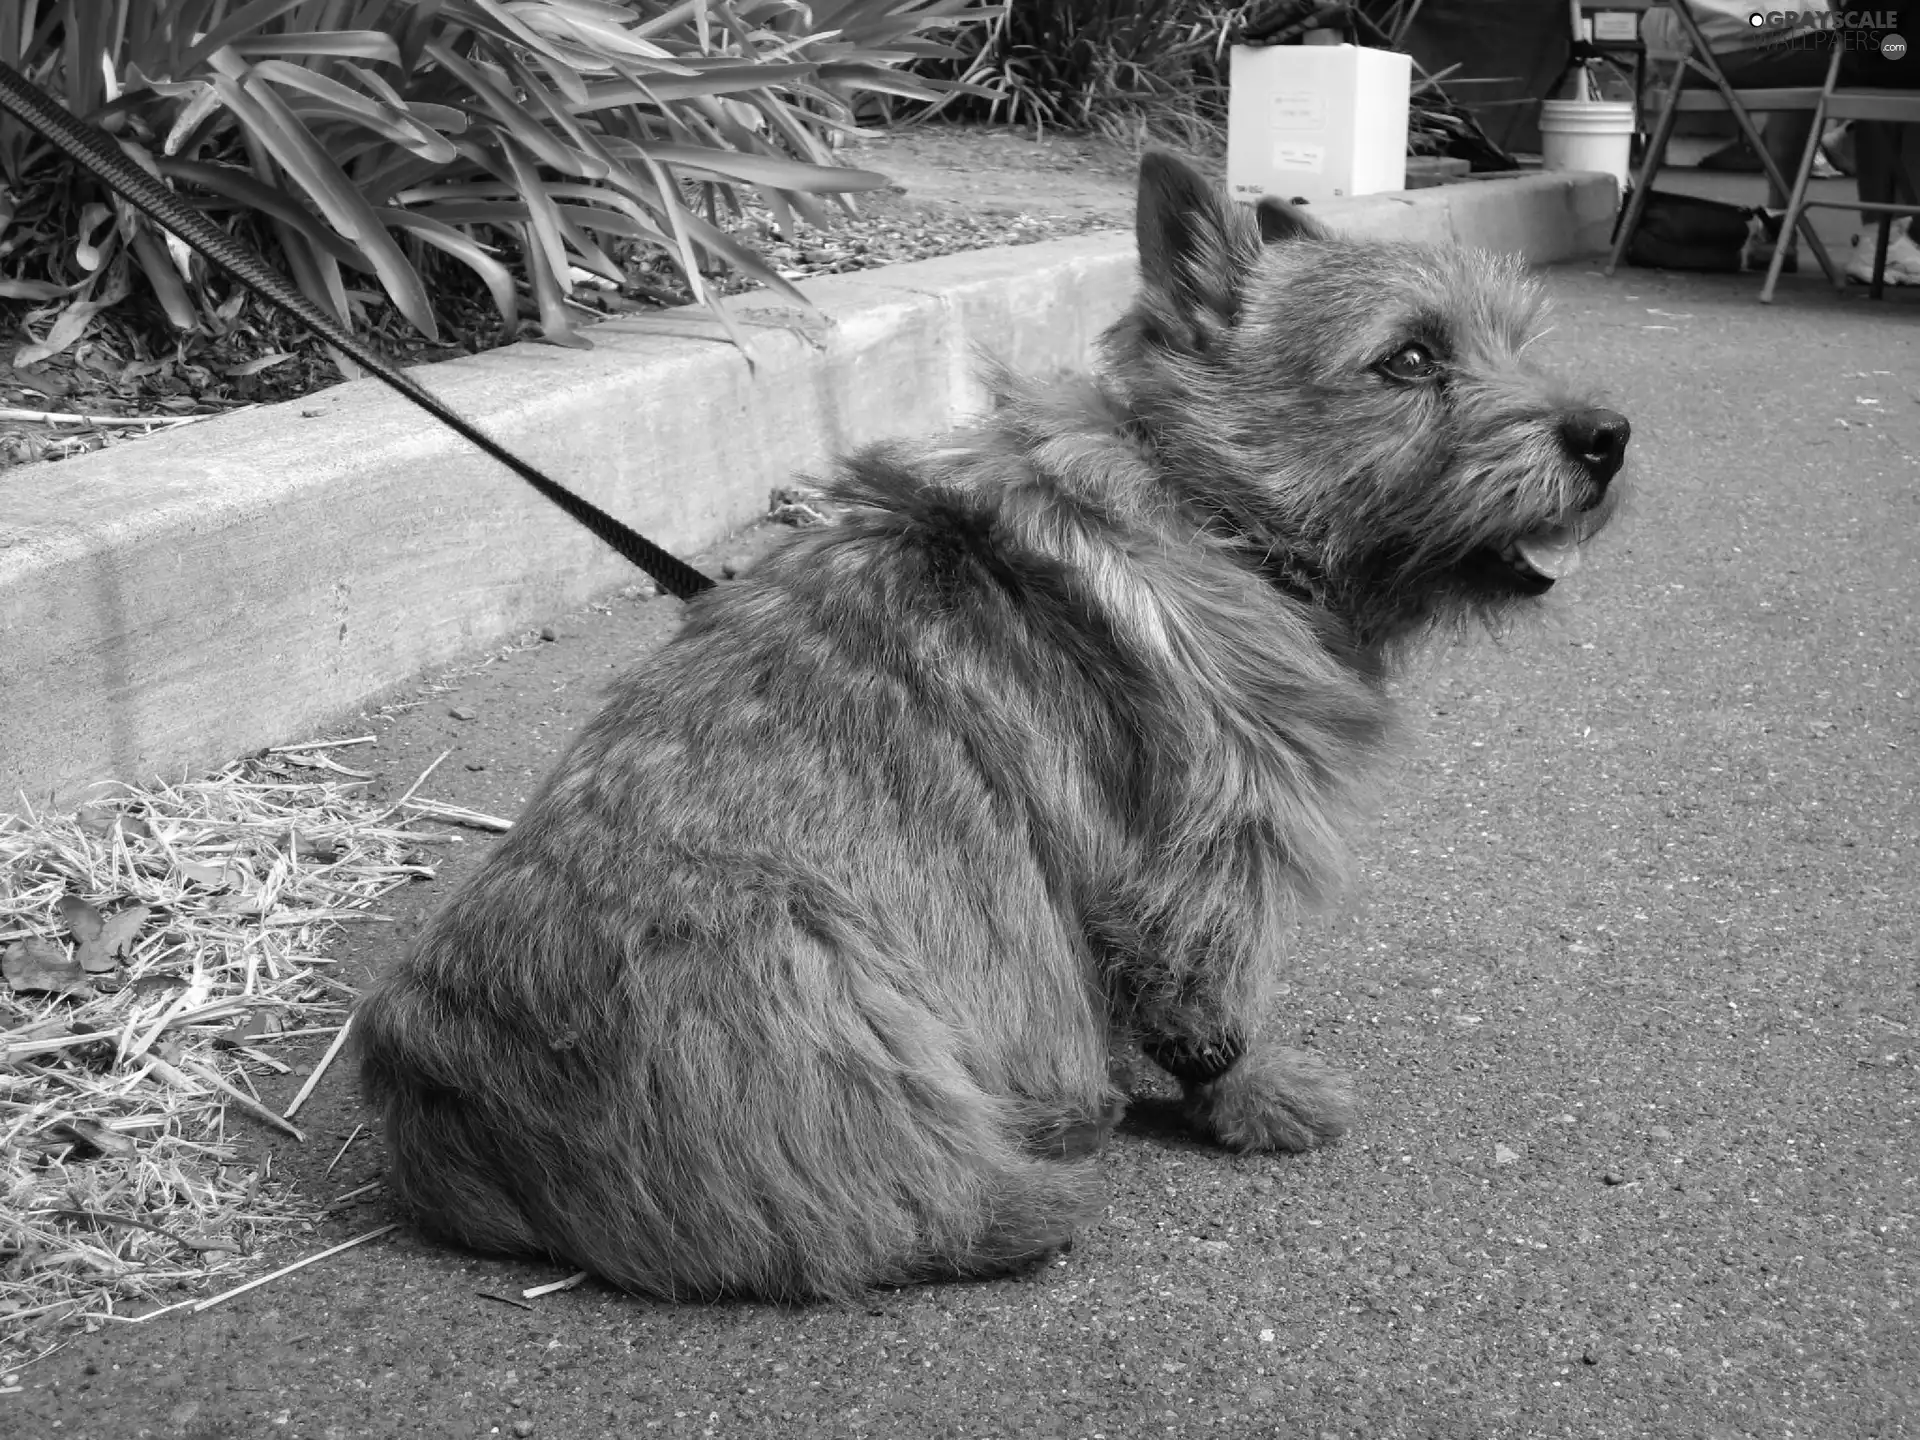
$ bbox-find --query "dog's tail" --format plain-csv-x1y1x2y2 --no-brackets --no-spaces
355,930,1105,1301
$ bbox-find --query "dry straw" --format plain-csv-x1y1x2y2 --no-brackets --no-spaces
1,742,431,1370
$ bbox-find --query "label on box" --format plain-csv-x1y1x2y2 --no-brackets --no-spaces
1270,142,1326,173
1270,93,1326,131
1592,12,1638,41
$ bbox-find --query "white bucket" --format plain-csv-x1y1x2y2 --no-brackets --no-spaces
1538,99,1635,194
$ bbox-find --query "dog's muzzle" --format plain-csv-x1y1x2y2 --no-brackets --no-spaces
1489,407,1631,590
1560,407,1631,496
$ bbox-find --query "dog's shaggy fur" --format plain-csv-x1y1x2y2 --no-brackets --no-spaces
354,153,1628,1301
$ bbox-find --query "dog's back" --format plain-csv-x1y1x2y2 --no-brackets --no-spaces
358,448,1142,1300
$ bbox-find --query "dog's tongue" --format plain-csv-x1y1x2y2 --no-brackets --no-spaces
1516,525,1582,580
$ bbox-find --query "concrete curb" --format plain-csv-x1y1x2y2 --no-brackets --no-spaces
3,170,1618,806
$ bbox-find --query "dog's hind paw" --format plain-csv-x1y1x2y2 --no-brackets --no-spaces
1025,1096,1128,1161
1182,1043,1355,1153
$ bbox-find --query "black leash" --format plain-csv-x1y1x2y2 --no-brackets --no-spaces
0,59,716,602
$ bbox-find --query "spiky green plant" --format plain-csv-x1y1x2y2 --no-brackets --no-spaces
0,0,989,365
923,0,1261,142
917,1,1439,147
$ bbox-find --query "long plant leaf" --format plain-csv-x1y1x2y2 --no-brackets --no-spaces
377,206,518,327
575,63,816,109
178,0,316,74
425,40,609,181
496,135,582,322
248,60,459,163
632,141,890,194
127,221,200,330
211,65,438,338
157,156,371,270
231,31,405,65
530,7,696,64
519,220,589,348
673,202,813,310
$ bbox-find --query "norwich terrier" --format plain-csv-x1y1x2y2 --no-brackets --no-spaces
355,152,1628,1301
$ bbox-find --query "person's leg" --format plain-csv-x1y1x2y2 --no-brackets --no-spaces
1689,45,1830,208
1843,122,1920,282
1856,121,1898,224
1687,43,1830,91
1891,125,1920,207
1764,112,1818,208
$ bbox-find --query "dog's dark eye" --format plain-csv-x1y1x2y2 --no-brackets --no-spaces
1377,343,1441,383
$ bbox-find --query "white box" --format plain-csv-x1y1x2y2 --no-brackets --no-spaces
1591,11,1640,43
1227,43,1412,207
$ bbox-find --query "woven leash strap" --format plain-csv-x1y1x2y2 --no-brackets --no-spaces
0,59,715,602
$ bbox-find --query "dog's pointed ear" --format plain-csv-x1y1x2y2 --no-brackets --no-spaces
1254,195,1327,245
1135,151,1262,340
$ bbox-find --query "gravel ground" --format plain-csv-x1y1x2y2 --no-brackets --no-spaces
5,258,1919,1439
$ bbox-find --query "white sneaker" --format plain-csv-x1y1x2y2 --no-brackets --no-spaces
1847,218,1920,284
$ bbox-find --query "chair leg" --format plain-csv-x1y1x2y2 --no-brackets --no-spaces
1753,154,1841,290
1607,58,1688,277
1762,85,1835,303
1872,213,1892,300
1761,207,1794,303
1760,49,1846,290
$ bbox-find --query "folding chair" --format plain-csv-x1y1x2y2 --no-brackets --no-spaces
1761,42,1920,301
1605,2,1842,284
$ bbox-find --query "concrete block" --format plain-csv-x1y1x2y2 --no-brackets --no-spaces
1326,171,1619,259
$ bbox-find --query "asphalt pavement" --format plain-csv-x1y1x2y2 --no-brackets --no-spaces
8,258,1919,1440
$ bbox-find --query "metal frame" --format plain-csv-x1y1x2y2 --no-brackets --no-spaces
1604,1,1840,285
1761,42,1920,301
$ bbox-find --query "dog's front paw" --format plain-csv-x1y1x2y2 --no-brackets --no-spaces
1182,1043,1355,1152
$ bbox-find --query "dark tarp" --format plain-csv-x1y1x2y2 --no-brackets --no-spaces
1399,0,1577,154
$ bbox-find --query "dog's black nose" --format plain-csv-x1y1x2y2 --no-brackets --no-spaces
1560,408,1631,485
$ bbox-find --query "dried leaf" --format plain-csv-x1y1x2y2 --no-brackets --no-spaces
276,829,342,861
14,265,132,367
73,803,118,837
276,752,369,780
221,351,293,378
0,278,70,301
57,894,104,943
176,858,248,888
179,1232,242,1255
40,1208,192,1248
45,1119,140,1159
214,1010,279,1047
78,904,150,973
2,938,91,997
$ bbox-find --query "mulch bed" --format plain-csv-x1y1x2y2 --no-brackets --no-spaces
0,175,1123,472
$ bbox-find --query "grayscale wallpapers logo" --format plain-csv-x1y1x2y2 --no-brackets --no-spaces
1748,10,1907,55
